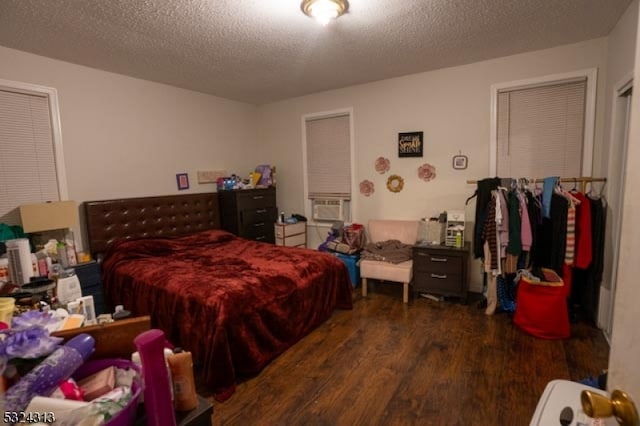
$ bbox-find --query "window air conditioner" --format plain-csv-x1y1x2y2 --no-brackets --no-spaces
312,199,344,221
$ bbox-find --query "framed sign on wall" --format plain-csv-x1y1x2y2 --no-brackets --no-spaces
398,132,423,158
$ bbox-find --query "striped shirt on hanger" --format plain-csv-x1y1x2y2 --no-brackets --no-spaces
565,203,576,265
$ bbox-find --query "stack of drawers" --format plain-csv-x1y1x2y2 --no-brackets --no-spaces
219,187,277,243
274,222,307,248
412,243,469,302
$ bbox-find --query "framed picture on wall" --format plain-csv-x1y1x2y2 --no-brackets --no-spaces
176,173,189,190
452,155,468,170
398,132,423,157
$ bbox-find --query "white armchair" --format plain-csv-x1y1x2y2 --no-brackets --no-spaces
360,220,419,303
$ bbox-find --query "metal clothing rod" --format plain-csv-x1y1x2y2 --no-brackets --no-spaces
466,177,607,194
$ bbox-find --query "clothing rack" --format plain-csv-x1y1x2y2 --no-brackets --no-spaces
466,177,606,194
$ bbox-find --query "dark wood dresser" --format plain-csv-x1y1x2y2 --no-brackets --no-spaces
412,242,470,302
219,187,277,243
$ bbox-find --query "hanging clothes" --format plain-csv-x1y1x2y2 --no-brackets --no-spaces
542,176,559,218
506,191,522,256
572,192,593,269
564,203,576,265
497,189,509,259
547,192,568,275
526,191,543,268
473,178,501,258
571,195,606,323
470,175,606,319
484,242,498,316
589,196,607,288
519,192,533,252
482,195,499,272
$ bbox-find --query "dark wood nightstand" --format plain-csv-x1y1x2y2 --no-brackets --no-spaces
412,243,470,302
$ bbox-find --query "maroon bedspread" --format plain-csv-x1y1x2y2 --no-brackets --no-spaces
101,230,352,401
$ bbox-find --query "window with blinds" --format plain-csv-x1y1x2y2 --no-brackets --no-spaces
0,89,60,225
305,114,351,199
496,78,587,178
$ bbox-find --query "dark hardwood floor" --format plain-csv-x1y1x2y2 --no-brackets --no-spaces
205,284,609,425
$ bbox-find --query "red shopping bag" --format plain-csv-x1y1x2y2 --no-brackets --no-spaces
513,269,570,339
342,223,366,252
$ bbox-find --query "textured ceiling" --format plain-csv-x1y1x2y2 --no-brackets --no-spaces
0,0,632,104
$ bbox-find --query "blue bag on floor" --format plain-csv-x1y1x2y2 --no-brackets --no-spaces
497,275,517,313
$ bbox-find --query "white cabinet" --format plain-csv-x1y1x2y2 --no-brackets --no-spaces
445,210,465,248
275,222,307,248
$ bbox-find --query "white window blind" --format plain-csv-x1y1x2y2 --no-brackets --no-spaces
496,79,586,178
305,115,351,199
0,89,59,225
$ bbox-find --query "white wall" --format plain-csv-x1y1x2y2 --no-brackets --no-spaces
258,38,608,292
607,0,640,399
0,46,260,249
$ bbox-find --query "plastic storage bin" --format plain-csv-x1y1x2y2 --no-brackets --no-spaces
335,253,360,288
72,358,142,426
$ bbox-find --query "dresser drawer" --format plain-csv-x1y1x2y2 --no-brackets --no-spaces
252,232,274,243
242,207,277,226
241,221,275,239
236,190,276,210
413,250,461,274
414,271,463,295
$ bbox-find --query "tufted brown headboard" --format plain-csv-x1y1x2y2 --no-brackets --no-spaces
83,193,220,255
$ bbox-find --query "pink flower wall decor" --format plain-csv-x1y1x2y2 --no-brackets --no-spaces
374,157,390,174
359,180,375,197
418,163,437,182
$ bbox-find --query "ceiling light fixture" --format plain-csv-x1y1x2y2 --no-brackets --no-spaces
301,0,349,26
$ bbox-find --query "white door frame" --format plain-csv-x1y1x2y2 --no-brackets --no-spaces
598,72,634,338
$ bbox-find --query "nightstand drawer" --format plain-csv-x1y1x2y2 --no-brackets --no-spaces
276,232,306,247
413,251,461,274
275,222,306,238
414,271,463,294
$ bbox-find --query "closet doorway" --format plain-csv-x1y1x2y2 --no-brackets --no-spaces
600,75,633,340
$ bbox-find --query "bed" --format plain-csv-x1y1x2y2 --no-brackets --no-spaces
84,193,353,401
